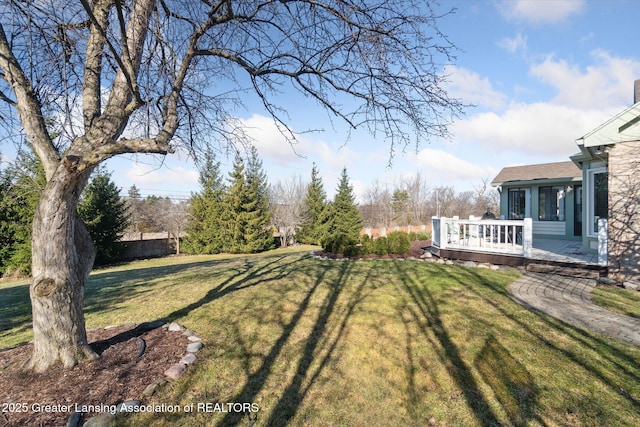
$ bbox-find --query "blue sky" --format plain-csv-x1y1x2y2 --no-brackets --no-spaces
8,0,640,202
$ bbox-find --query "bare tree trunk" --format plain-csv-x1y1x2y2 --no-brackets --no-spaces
23,168,98,372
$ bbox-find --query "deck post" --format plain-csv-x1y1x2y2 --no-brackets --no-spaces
523,218,533,258
439,217,448,249
598,219,608,266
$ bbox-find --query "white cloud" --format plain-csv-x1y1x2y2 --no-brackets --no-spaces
498,0,585,24
124,162,199,189
240,114,302,163
239,113,357,169
350,178,368,204
445,65,508,110
453,102,612,157
406,148,490,181
450,50,640,161
530,50,640,108
498,33,528,54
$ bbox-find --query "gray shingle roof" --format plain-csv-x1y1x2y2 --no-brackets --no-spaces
491,161,582,186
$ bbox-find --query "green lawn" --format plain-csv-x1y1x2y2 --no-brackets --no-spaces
2,248,640,426
591,285,640,319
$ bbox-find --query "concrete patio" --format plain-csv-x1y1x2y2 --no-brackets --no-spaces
529,238,598,265
509,272,640,346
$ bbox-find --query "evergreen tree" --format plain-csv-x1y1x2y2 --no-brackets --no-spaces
391,189,411,225
126,184,143,233
322,167,363,254
244,146,274,252
222,154,250,253
0,149,45,276
222,149,274,253
0,157,15,274
128,185,141,199
183,152,226,254
298,163,328,245
78,167,130,265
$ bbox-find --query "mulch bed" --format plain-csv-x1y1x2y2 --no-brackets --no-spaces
0,323,188,426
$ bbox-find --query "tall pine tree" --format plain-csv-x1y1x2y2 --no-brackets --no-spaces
222,154,249,253
78,167,130,265
297,163,328,245
222,149,274,253
322,167,363,254
244,146,274,252
184,151,226,254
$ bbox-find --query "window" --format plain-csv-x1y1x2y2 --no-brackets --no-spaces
538,186,565,221
587,168,608,236
508,188,527,219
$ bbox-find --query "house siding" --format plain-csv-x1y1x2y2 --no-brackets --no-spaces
532,221,566,236
607,140,640,281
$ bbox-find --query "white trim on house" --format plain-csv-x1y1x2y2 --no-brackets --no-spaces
578,103,640,148
507,187,531,219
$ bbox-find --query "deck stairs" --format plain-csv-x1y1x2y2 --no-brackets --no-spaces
525,262,602,279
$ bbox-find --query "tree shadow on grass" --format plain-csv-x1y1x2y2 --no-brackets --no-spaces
215,261,346,426
474,334,536,427
1,252,302,349
262,265,374,426
391,262,504,426
84,257,243,316
0,258,241,346
0,283,31,340
458,267,640,420
208,260,378,426
159,253,293,323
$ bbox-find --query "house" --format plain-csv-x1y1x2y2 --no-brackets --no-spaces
492,81,640,282
491,161,582,239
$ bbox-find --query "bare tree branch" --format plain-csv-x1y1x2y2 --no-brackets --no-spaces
81,0,112,130
0,23,59,179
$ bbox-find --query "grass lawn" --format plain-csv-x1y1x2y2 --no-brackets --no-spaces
2,247,640,426
591,286,640,319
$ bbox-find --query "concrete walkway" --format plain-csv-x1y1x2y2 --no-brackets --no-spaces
508,273,640,346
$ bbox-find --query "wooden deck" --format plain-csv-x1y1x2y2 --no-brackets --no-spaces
430,217,607,275
430,237,606,275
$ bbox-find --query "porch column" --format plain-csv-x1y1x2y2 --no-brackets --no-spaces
523,218,533,258
598,219,608,266
439,217,448,249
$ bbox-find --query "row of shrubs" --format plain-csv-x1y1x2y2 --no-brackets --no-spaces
323,230,431,256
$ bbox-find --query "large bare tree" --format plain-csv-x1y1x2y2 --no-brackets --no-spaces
270,175,306,247
0,0,463,371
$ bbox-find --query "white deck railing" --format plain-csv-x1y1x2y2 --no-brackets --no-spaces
432,217,533,257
